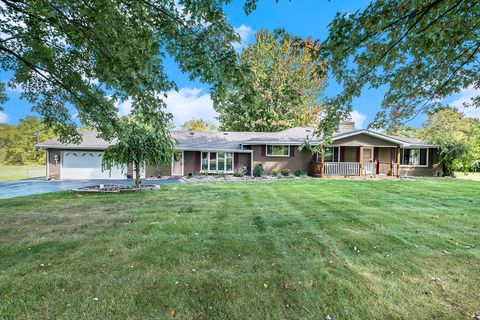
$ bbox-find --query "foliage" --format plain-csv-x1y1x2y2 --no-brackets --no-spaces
180,118,217,131
0,0,241,142
385,125,422,139
102,108,174,188
233,169,244,177
421,108,474,176
308,0,480,140
0,116,55,165
252,163,264,177
293,169,308,177
213,29,327,132
270,168,281,176
281,168,290,176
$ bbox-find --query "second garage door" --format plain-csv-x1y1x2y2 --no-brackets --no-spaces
61,151,126,180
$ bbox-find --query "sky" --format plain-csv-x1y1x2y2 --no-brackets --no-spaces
1,0,478,129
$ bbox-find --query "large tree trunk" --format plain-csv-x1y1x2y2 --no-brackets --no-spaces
134,161,141,188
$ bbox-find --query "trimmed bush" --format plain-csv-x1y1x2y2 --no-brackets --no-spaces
281,168,291,176
233,169,244,177
253,164,264,177
271,168,281,176
293,169,308,177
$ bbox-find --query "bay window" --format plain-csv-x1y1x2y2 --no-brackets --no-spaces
401,148,428,166
266,145,290,157
201,152,234,172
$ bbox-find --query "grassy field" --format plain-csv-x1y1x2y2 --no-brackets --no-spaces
0,165,44,181
0,179,479,319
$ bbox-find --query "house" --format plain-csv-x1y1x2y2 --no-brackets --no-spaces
36,120,443,180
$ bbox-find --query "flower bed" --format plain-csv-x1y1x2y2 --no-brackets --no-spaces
73,184,160,194
180,175,310,183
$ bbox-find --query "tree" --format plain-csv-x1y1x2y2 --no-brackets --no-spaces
0,0,240,142
307,0,480,139
180,118,217,131
0,116,55,164
385,125,422,138
102,103,174,188
421,108,473,176
212,29,327,132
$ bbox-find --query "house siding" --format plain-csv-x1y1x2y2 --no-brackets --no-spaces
331,133,398,147
399,148,443,177
251,145,312,174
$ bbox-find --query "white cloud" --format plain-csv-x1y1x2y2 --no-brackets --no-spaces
448,86,480,118
233,24,254,50
165,87,217,128
116,97,133,116
350,109,367,128
0,111,8,123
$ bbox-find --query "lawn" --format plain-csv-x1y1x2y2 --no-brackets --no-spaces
0,165,45,181
0,179,479,319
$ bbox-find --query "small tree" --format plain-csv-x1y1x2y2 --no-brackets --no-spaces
102,112,174,188
180,118,217,131
422,108,473,176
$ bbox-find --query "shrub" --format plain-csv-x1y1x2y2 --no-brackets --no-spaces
281,168,291,176
253,164,264,177
233,169,244,177
271,168,281,176
293,169,308,177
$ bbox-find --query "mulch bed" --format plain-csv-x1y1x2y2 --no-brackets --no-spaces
73,184,159,194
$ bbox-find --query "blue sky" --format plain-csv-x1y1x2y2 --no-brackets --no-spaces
0,0,478,128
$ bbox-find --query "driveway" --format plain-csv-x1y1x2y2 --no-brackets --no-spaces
0,178,180,199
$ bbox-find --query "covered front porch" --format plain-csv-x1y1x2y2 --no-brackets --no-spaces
310,145,401,178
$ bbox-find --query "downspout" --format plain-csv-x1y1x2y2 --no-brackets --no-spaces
46,149,49,180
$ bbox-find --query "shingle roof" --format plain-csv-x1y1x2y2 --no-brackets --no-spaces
36,127,435,150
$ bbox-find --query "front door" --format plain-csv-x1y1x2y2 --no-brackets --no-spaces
362,147,374,175
172,151,184,176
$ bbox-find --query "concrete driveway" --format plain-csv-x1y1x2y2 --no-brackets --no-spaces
0,178,180,199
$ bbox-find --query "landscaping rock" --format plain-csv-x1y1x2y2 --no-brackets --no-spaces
73,184,160,194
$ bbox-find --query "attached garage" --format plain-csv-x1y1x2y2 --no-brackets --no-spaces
61,151,126,180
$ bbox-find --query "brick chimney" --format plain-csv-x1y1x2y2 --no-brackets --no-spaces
337,118,355,132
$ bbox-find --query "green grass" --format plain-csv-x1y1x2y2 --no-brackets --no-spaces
0,179,479,319
0,165,44,181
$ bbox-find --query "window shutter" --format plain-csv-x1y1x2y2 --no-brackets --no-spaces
340,146,345,162
356,147,360,162
373,147,379,174
234,153,239,170
428,148,434,168
311,153,317,162
391,147,396,163
290,146,295,157
195,152,201,172
333,147,339,162
261,145,266,157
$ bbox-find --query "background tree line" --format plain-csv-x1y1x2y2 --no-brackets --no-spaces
0,116,55,165
388,108,480,175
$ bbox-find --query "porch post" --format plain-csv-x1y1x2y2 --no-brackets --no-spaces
359,146,363,176
320,145,325,178
396,147,401,178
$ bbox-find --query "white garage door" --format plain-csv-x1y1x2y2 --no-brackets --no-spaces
61,151,126,180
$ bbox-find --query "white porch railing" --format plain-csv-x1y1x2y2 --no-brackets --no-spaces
324,162,360,176
316,161,400,177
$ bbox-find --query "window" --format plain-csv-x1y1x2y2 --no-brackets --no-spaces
266,145,290,157
317,147,339,162
401,148,428,166
202,152,234,172
201,152,208,171
209,152,217,171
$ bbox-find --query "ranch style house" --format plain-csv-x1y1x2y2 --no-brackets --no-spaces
36,120,442,180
